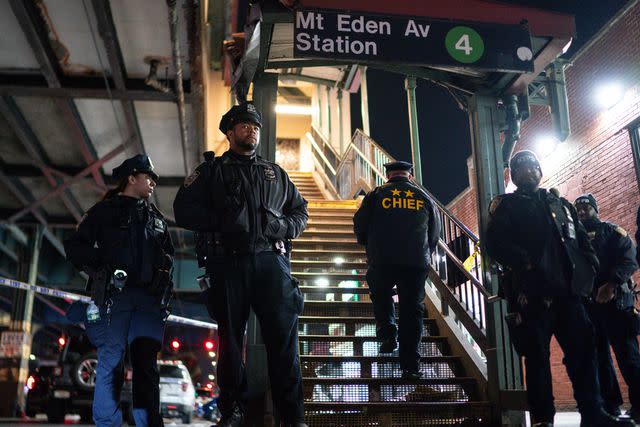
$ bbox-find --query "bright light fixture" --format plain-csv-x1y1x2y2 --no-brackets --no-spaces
208,374,215,380
275,104,314,115
536,136,558,158
595,83,624,109
209,351,216,358
333,257,345,265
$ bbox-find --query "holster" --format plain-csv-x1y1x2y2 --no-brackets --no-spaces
86,265,112,306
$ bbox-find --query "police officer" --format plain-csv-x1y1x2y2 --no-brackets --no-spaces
636,205,640,265
353,161,440,379
485,150,635,427
575,194,640,420
64,154,174,427
173,102,309,427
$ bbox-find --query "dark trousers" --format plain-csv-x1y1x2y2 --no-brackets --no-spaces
510,295,603,423
366,264,428,373
85,288,165,427
589,303,640,411
206,252,304,423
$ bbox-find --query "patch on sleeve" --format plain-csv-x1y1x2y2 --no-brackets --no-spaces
183,170,200,187
489,195,503,216
615,226,628,237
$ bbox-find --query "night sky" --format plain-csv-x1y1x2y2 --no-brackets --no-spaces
349,0,631,204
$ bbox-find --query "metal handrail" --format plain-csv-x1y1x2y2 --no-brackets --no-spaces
310,127,491,356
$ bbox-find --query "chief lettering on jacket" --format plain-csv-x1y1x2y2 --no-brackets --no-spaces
380,188,425,210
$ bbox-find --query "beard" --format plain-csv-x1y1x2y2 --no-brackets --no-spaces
234,134,259,152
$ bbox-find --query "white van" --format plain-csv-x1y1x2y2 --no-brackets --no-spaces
158,360,195,424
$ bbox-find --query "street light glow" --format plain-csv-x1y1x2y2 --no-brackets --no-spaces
595,82,624,109
536,136,558,158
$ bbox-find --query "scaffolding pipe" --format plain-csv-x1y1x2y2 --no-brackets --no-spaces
167,0,190,174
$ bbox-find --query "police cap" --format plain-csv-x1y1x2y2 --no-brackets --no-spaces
112,154,159,181
574,193,598,213
383,161,413,173
509,150,541,172
219,102,262,133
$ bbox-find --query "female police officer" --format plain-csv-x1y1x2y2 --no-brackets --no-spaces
64,154,174,427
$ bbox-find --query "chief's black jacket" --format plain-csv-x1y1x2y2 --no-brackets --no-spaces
485,187,599,298
584,219,638,308
353,176,440,268
64,195,174,286
173,150,308,254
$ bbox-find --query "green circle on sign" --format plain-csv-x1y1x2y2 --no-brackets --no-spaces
445,26,484,64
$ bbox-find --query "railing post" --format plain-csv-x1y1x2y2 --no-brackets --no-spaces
469,94,524,426
359,66,371,136
404,76,423,185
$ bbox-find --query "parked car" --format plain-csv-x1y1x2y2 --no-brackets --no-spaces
195,387,220,422
46,325,133,424
158,360,195,424
25,365,54,417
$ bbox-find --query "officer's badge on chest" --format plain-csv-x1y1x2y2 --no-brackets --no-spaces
153,218,165,233
263,167,277,181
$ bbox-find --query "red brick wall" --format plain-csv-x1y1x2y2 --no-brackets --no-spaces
447,3,640,410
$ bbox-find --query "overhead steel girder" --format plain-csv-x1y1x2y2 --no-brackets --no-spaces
8,145,125,224
9,0,106,187
0,75,190,102
0,170,66,257
90,0,146,155
0,96,84,222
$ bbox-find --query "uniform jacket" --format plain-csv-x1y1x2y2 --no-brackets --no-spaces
584,219,638,309
486,188,599,298
353,176,440,268
173,150,308,254
64,195,174,288
636,205,640,265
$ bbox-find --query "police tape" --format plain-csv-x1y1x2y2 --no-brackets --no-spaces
0,277,217,330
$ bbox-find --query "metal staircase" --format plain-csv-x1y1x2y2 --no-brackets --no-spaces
287,171,492,426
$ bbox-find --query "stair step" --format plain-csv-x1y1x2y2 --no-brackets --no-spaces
307,220,353,228
299,286,369,293
291,249,366,261
303,402,489,427
291,260,366,269
299,316,433,324
301,230,356,239
304,212,356,220
300,355,453,363
303,376,474,386
299,335,447,343
294,271,365,281
294,239,360,250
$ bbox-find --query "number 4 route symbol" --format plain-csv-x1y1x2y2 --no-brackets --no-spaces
445,26,484,64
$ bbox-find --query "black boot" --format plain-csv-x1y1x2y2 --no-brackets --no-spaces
580,408,636,426
214,406,244,427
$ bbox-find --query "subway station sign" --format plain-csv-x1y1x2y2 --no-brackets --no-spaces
294,9,534,72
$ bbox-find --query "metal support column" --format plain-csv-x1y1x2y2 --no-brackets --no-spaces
469,94,525,426
404,76,423,184
246,71,277,425
253,72,278,162
325,86,332,144
0,225,43,416
337,89,344,154
359,65,371,136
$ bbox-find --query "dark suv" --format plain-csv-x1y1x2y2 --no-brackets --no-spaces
47,325,133,424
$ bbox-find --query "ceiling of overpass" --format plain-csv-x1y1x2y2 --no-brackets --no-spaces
0,0,201,225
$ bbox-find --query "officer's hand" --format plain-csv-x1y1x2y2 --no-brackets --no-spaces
595,283,616,304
